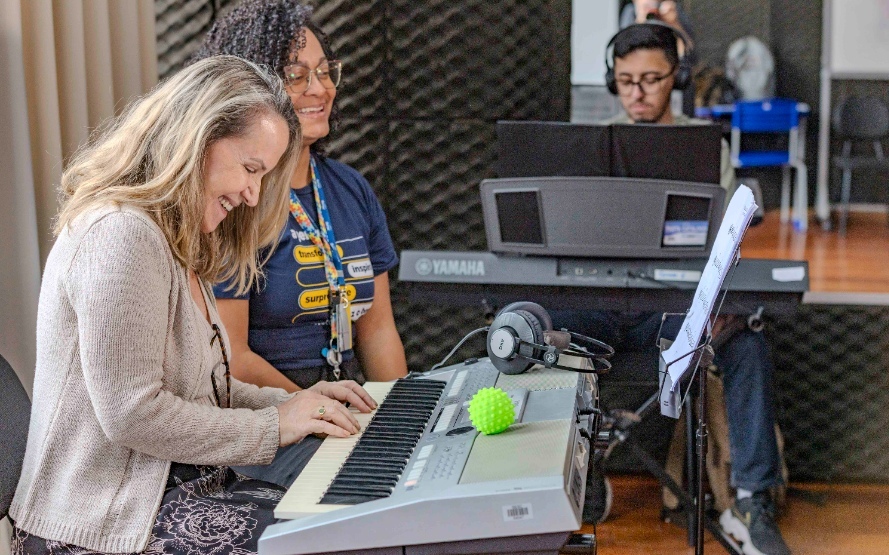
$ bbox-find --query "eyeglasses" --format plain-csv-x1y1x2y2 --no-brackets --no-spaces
615,67,676,97
210,324,231,409
283,60,342,95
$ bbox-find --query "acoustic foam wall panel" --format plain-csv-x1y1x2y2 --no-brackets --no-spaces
155,0,889,481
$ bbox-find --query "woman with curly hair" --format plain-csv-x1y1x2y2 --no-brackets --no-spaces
194,0,408,488
9,55,375,554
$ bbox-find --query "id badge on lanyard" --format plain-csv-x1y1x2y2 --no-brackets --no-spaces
325,286,352,381
329,291,353,366
289,158,353,378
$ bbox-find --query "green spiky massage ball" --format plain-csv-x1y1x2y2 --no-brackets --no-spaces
468,387,515,435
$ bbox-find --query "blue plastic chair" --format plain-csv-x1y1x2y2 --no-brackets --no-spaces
730,99,808,230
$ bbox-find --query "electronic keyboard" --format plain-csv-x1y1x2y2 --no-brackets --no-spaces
259,357,598,555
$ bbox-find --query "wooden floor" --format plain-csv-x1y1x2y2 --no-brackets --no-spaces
582,475,889,555
743,210,888,294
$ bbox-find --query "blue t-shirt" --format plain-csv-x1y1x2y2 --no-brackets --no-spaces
214,155,398,380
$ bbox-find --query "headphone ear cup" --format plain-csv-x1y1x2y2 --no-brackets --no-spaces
604,31,618,95
498,302,553,332
487,309,541,375
512,309,544,363
674,58,692,90
605,67,618,95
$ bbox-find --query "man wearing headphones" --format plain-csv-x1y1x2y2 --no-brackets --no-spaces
604,22,734,201
620,1,696,115
561,23,792,555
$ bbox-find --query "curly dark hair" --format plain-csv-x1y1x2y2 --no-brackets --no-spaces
192,0,340,155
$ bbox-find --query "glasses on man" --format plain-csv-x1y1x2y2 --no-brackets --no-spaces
615,66,676,97
210,324,231,409
283,60,342,95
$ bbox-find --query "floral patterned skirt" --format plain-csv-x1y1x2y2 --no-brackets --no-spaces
11,464,286,555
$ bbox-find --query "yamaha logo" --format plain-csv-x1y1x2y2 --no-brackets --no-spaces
415,257,487,277
544,352,557,364
415,258,433,276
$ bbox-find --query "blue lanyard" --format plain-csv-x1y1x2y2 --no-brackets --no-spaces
288,157,345,291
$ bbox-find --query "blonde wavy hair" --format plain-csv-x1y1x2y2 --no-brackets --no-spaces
56,55,301,295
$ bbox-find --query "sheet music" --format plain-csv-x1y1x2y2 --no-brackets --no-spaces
661,185,758,388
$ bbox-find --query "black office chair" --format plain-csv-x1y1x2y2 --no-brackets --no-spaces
1,353,30,520
831,95,889,234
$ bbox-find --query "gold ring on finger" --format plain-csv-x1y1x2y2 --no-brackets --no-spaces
317,406,326,416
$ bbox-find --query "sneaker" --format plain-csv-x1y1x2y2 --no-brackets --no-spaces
582,466,613,525
719,492,792,555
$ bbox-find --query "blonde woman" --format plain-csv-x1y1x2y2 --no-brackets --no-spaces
9,55,375,554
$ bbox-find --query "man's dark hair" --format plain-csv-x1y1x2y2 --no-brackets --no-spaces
193,0,340,155
612,23,680,67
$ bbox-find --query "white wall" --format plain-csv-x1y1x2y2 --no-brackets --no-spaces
830,0,889,77
571,0,620,85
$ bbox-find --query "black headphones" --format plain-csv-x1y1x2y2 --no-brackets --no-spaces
486,302,614,375
604,21,693,95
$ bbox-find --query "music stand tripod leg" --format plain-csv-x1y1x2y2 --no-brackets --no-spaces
620,431,741,554
659,346,744,555
686,387,697,547
696,358,708,554
608,398,742,555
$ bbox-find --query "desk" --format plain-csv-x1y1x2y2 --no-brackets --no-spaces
398,250,809,316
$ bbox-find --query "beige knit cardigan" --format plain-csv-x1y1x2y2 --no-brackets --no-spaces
10,205,292,552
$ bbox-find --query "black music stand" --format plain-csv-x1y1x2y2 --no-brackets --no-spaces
598,255,746,555
657,335,739,555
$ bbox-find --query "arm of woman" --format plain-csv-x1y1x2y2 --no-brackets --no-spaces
353,272,408,381
216,297,301,393
70,214,365,466
657,1,695,47
69,214,298,465
627,1,694,46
